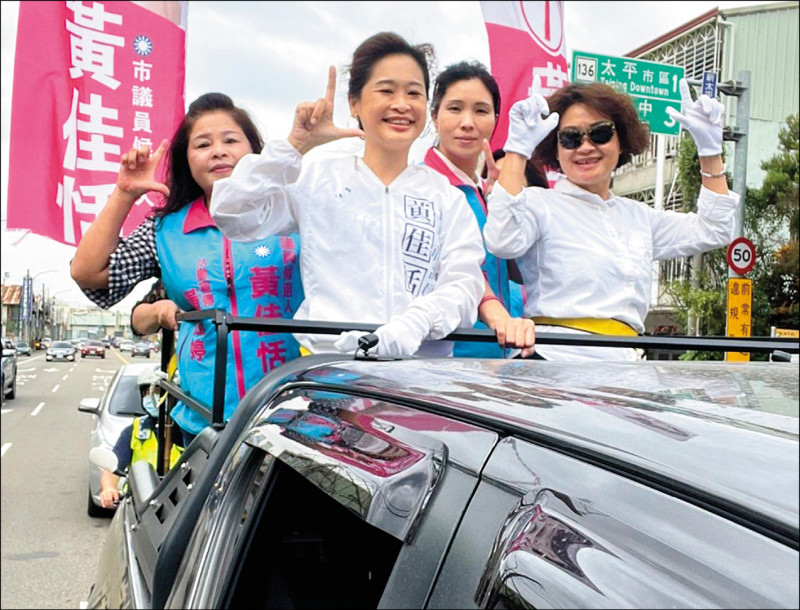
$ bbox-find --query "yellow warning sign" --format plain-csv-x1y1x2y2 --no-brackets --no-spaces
726,278,752,362
772,328,799,338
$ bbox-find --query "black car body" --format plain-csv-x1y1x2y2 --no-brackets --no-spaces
131,342,152,358
1,339,17,401
84,351,799,609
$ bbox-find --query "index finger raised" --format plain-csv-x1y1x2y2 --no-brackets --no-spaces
326,65,337,105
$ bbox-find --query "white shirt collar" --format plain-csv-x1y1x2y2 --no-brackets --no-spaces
432,147,482,190
554,176,618,206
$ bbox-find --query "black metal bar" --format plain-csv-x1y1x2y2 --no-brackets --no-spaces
211,310,229,428
155,328,175,477
155,379,212,422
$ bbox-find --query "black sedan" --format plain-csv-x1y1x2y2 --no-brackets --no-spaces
84,353,798,609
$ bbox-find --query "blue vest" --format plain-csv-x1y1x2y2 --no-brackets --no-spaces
155,200,303,435
422,149,511,358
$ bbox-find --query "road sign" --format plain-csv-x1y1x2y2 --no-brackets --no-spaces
701,71,718,98
571,50,685,136
727,236,756,275
726,277,752,362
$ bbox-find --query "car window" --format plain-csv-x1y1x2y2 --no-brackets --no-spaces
87,340,103,346
109,375,146,416
52,341,72,348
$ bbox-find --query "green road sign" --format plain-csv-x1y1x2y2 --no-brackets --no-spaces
571,50,685,136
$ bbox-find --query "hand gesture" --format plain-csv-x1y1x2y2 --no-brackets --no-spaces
493,317,536,358
99,486,120,509
116,139,170,202
504,77,560,159
288,66,365,155
666,78,724,157
482,139,500,196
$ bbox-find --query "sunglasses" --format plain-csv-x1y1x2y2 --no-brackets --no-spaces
557,121,616,149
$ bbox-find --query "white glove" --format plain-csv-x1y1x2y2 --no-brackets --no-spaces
666,78,724,157
504,94,560,159
334,308,430,357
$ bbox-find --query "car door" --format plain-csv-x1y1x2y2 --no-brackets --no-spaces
165,386,499,609
429,436,799,609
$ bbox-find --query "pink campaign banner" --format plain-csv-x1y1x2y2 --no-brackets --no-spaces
7,1,187,246
480,1,568,151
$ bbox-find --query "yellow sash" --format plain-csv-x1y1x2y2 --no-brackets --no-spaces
533,316,638,336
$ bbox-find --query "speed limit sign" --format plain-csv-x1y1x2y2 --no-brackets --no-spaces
727,237,756,275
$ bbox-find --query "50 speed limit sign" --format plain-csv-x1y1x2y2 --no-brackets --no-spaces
727,237,756,275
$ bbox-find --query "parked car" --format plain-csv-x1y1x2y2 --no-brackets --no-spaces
1,339,17,401
118,340,135,353
78,362,159,518
46,340,77,362
15,340,32,356
131,341,151,358
83,327,799,609
81,340,106,359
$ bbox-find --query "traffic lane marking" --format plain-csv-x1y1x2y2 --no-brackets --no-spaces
1,443,11,458
52,384,60,393
31,402,45,417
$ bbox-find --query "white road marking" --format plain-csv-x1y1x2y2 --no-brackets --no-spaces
43,368,59,372
1,443,11,458
62,374,69,381
52,384,60,393
1,409,12,415
95,368,117,373
31,402,45,416
18,367,37,373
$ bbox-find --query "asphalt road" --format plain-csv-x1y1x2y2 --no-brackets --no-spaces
1,349,132,609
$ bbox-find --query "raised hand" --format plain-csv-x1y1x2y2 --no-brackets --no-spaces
503,76,559,159
288,66,365,154
666,78,724,157
116,139,170,201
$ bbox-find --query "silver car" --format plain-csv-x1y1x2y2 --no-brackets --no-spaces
78,362,158,517
46,340,77,361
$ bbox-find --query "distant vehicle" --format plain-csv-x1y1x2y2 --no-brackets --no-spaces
42,336,53,349
102,338,112,348
70,338,84,349
118,341,135,353
46,340,77,362
131,342,151,358
1,339,17,401
78,362,158,517
149,340,160,353
82,340,106,359
15,341,32,357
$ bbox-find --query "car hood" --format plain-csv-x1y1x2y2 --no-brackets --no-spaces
288,359,799,535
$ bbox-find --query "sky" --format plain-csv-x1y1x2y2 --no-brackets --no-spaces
0,0,778,313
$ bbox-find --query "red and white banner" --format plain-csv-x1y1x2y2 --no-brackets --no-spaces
7,1,187,246
480,1,568,150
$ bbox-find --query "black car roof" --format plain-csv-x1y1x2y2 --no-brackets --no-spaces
273,358,798,537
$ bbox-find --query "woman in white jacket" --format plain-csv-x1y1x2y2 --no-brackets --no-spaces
484,79,738,361
211,32,485,357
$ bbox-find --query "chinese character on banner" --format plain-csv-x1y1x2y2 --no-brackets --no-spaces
480,1,568,152
7,1,187,247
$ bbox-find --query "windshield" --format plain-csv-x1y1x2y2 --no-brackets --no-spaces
109,375,147,416
52,341,72,348
16,342,28,347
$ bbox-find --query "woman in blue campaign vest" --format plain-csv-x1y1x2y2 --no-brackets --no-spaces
425,61,535,358
71,93,302,438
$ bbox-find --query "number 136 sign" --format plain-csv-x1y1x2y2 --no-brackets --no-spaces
727,237,756,275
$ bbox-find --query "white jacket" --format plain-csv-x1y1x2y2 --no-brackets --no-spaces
211,139,485,356
485,178,738,360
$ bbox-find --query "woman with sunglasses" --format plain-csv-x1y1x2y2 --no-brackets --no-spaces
484,80,738,361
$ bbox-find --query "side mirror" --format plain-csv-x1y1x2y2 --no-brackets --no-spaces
90,446,124,476
78,397,101,416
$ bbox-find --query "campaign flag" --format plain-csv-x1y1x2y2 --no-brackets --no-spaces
6,1,187,247
480,1,568,151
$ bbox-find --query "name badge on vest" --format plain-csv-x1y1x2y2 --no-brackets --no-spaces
136,418,151,441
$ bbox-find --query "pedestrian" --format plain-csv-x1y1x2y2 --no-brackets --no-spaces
210,32,485,358
423,60,535,357
71,93,303,439
484,79,737,361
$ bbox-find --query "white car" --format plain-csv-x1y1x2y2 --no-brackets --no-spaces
77,362,159,517
118,340,135,353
